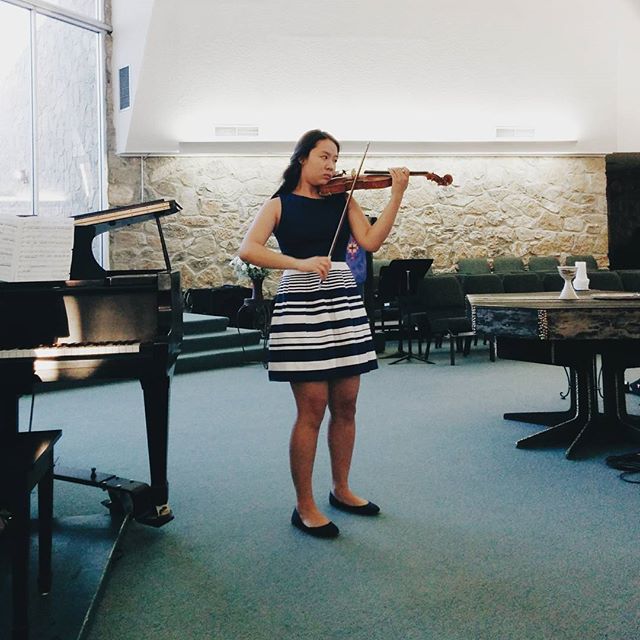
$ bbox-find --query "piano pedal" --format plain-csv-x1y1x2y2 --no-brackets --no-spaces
101,490,131,516
55,465,173,527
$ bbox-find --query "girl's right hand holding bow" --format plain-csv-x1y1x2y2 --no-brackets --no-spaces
298,256,332,280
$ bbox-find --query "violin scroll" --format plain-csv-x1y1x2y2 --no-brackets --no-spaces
425,172,453,186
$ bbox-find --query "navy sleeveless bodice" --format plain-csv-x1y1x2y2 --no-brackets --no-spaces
274,193,351,261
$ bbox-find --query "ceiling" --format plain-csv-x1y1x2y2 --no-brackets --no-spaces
110,0,640,156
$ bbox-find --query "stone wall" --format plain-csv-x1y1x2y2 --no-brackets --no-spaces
107,153,608,295
103,0,608,295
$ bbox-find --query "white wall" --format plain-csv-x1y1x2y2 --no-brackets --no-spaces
111,0,638,155
110,0,154,153
617,0,640,150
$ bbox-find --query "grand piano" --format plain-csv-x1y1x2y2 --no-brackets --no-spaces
0,199,183,526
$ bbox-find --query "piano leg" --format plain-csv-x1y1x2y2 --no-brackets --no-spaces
0,391,18,439
0,367,34,438
139,372,174,527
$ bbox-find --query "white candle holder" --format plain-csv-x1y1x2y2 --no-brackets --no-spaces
573,261,590,290
557,266,578,300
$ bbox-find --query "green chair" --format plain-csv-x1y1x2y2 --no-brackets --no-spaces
493,256,525,274
542,273,564,291
588,271,624,291
460,274,504,295
371,259,391,282
372,263,398,337
566,254,598,270
501,272,544,293
528,256,560,272
617,270,640,292
460,275,504,361
457,258,491,275
412,275,473,365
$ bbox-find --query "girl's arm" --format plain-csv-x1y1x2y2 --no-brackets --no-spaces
239,198,332,279
346,167,409,253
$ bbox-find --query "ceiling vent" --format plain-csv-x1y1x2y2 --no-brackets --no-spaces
495,127,535,139
119,66,130,110
214,125,259,138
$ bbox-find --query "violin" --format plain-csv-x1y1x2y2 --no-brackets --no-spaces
319,169,453,196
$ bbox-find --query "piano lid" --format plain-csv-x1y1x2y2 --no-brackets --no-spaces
72,199,181,232
70,199,181,280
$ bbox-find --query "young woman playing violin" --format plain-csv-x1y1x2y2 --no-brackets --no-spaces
239,129,409,538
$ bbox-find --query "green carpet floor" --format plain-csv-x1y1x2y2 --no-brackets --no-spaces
20,345,640,639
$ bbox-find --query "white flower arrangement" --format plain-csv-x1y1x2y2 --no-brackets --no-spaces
229,256,269,281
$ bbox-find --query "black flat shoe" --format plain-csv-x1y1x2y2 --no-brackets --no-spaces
291,509,340,538
329,492,380,516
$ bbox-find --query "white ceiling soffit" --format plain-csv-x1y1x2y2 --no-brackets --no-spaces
112,0,635,155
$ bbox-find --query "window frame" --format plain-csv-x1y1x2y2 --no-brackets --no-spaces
1,0,111,263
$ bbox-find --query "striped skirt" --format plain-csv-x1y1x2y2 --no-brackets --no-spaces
268,262,378,382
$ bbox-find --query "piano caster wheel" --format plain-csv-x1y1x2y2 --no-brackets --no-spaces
136,503,174,528
0,509,10,536
626,379,640,396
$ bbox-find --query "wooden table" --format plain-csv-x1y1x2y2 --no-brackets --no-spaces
466,291,640,458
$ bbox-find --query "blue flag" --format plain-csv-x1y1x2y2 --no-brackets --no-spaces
345,234,367,284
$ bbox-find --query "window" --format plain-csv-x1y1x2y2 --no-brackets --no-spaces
0,3,32,215
44,0,99,19
0,0,108,218
36,14,101,216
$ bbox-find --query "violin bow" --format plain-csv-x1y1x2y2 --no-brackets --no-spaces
327,142,370,258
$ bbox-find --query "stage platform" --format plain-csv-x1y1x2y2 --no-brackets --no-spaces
0,512,128,640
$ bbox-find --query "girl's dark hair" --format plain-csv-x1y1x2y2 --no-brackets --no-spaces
272,129,340,197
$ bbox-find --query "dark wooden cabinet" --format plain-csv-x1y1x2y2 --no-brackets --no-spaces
606,153,640,269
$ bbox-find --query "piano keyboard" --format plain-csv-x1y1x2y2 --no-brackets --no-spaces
0,342,141,359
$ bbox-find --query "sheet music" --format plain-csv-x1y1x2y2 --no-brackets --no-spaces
0,214,74,282
0,219,18,280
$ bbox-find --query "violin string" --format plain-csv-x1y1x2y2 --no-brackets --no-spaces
327,142,370,258
363,169,453,186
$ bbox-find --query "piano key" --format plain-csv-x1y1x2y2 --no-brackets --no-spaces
0,342,141,359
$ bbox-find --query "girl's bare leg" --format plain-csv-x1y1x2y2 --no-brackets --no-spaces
289,381,331,526
327,376,368,506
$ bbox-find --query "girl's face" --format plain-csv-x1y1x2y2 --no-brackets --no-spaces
300,138,339,187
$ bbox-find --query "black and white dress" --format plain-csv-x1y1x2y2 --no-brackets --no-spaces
268,192,378,382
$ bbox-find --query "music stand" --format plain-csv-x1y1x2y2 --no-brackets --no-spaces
380,259,433,364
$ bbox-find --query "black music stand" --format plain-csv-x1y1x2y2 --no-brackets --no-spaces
380,259,433,364
236,296,273,368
